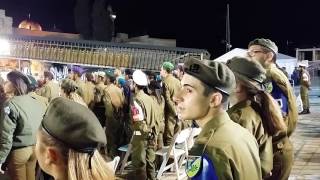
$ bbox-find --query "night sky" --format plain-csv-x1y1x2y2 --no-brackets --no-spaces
1,0,320,58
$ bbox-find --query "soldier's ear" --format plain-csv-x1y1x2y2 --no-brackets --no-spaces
209,92,222,108
266,52,274,63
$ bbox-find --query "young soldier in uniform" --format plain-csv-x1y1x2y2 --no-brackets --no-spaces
35,97,115,180
71,66,86,99
175,57,261,179
129,70,157,180
227,57,287,178
83,73,96,108
160,61,181,146
93,71,107,126
103,71,125,158
38,71,59,102
0,71,46,180
298,63,311,114
248,38,298,180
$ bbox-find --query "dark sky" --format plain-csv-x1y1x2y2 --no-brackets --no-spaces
1,0,320,58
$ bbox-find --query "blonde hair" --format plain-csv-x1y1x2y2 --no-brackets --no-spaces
39,129,115,180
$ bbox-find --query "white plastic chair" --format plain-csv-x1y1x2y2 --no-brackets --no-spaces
156,128,191,180
107,156,120,172
187,127,202,150
117,135,133,174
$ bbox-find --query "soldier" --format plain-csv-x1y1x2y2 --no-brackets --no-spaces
227,57,287,178
248,38,298,180
93,71,107,126
160,61,181,146
38,71,59,102
35,97,115,180
0,71,46,180
174,57,261,179
27,75,49,107
148,80,165,150
60,79,87,107
83,73,96,108
129,70,157,180
298,63,311,114
71,66,86,99
103,71,125,158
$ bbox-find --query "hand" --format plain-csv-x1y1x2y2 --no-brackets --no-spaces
0,164,4,174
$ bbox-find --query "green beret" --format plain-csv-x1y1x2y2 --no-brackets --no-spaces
248,38,278,54
41,97,106,151
162,61,175,72
184,57,235,95
105,70,114,78
226,56,266,84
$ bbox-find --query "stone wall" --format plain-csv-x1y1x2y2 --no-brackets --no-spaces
0,9,13,35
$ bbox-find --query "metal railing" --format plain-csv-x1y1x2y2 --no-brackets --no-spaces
0,34,210,71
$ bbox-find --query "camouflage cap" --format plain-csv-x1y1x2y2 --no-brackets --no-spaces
226,56,266,84
184,57,235,95
248,38,278,54
162,61,175,72
41,97,107,151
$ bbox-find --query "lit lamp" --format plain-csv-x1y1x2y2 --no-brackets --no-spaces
0,39,10,56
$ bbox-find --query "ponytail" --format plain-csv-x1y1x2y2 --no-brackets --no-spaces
255,91,287,136
242,82,287,136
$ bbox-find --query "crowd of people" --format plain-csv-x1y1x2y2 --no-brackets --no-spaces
0,38,309,180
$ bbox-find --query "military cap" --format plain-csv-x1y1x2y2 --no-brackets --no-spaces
184,57,235,95
72,66,86,75
105,69,115,78
226,56,266,84
41,97,107,151
162,61,175,72
248,38,278,54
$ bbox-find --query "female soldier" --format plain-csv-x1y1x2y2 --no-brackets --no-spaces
35,97,115,180
148,80,165,150
0,70,46,180
60,79,87,107
226,57,287,178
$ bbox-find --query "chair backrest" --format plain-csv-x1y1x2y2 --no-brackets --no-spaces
187,127,202,149
107,156,121,172
176,128,192,144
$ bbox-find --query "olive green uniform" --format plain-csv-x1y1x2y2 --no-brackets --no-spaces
190,112,262,180
29,92,49,107
103,83,125,157
162,74,181,146
75,79,86,99
265,64,298,180
38,80,59,102
300,69,310,111
227,100,273,178
0,95,46,180
151,95,165,150
131,90,157,180
82,81,96,108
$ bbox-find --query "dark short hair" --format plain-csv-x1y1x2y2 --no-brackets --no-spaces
85,73,94,82
44,71,54,80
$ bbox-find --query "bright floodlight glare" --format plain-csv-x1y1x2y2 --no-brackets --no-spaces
0,39,10,56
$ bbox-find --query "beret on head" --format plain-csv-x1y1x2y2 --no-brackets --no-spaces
41,97,107,151
105,70,115,78
248,38,278,54
184,57,235,95
226,56,266,84
72,66,85,75
162,61,175,72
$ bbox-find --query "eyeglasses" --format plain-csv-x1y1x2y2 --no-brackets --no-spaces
247,50,267,57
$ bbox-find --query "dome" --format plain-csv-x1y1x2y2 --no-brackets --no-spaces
18,19,42,31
